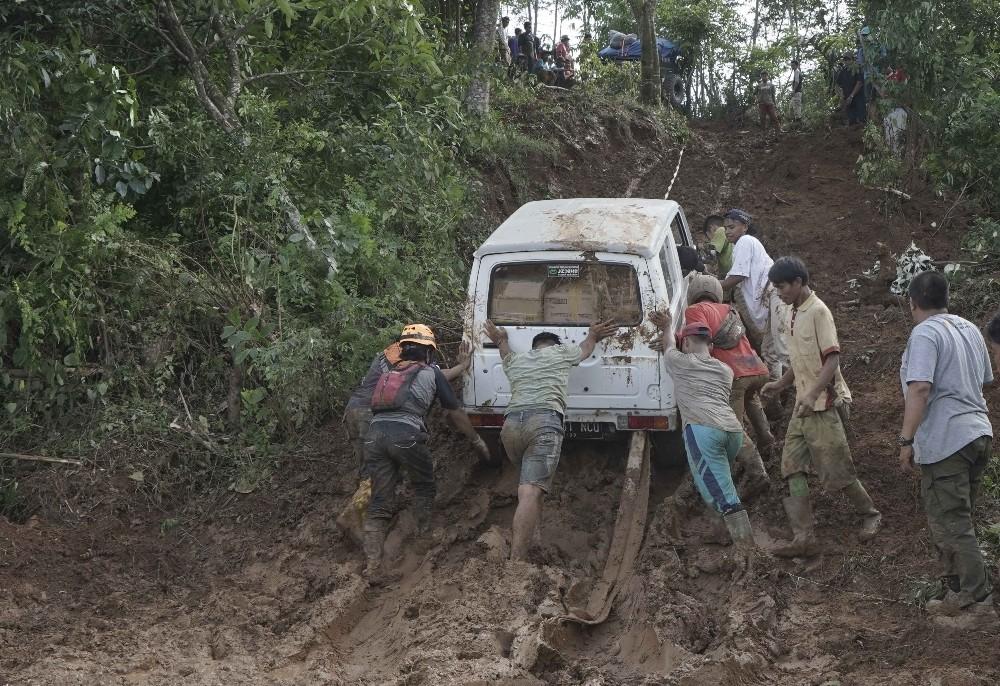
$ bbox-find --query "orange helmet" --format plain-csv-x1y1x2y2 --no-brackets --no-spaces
399,324,437,350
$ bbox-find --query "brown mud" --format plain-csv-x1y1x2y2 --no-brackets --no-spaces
3,109,1000,685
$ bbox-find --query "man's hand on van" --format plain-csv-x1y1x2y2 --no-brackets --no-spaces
579,319,617,360
588,319,618,341
483,320,512,358
649,309,672,331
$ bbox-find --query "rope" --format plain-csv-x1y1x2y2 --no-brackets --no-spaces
664,147,685,199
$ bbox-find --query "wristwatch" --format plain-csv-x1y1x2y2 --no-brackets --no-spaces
897,436,914,447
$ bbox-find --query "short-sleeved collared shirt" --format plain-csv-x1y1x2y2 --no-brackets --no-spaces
784,292,851,411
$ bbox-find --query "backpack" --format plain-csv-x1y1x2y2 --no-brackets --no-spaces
370,361,427,412
712,307,746,350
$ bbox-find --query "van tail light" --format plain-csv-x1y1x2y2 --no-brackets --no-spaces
626,416,670,430
468,414,505,428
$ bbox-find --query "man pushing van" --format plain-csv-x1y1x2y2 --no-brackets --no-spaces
484,318,618,561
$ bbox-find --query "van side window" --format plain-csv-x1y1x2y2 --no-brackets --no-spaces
671,214,689,247
489,262,642,326
658,246,675,303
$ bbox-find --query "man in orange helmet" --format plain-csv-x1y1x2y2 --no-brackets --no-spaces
362,324,489,583
337,326,471,546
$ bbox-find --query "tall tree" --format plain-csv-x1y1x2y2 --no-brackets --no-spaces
629,0,660,104
466,0,501,114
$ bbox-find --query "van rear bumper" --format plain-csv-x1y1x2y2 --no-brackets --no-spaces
465,408,680,432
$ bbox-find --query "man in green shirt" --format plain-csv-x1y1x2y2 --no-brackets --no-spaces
702,214,734,284
484,318,617,560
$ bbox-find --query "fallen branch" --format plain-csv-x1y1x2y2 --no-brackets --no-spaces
0,452,83,466
772,192,792,205
810,174,847,182
865,185,912,200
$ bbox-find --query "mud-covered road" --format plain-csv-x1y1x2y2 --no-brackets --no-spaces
3,115,999,685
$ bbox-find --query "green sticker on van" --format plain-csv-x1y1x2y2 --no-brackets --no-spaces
547,265,581,278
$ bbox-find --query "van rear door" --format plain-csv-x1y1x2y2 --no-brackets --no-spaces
469,252,661,414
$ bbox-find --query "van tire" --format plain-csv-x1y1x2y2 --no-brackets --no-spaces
661,73,686,109
651,430,686,469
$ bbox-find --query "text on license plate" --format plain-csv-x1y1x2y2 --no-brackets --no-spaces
566,422,615,439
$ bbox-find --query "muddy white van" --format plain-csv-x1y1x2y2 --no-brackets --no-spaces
462,198,695,456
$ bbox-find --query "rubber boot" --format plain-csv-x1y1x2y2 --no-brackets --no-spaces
723,509,755,547
736,436,771,500
335,478,371,548
773,495,820,558
745,401,775,457
843,480,882,542
362,520,388,584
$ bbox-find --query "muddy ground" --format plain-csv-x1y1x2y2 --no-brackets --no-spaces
3,103,999,685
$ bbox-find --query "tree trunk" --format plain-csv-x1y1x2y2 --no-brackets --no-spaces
465,0,500,115
552,0,558,44
629,0,660,105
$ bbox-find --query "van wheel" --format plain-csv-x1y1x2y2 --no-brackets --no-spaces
478,431,505,467
651,430,686,469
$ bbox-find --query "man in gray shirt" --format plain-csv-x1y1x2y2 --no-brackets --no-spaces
898,272,995,629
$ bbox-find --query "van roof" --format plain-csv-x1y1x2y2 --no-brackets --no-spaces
474,198,680,260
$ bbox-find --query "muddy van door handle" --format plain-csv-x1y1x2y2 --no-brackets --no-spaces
482,340,498,349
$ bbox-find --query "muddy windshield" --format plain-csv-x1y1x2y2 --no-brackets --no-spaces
488,262,642,326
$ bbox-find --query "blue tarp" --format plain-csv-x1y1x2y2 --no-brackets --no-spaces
599,38,679,62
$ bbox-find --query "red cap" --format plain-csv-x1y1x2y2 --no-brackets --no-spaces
680,322,712,340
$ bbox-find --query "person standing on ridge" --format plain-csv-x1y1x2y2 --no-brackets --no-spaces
649,308,756,548
898,271,996,629
719,209,789,389
790,59,803,123
757,71,781,135
362,325,489,583
836,52,866,125
483,318,618,561
763,257,881,557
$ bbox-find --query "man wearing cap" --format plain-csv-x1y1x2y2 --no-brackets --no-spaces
649,308,756,547
483,318,618,561
362,324,490,582
337,327,472,546
719,208,789,387
685,273,774,492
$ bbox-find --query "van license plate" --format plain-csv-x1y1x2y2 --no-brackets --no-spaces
566,422,614,440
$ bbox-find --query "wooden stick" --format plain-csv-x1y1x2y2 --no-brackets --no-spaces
810,174,847,182
0,452,83,466
772,192,792,205
865,185,912,200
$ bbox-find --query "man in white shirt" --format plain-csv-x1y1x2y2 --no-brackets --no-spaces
719,208,789,383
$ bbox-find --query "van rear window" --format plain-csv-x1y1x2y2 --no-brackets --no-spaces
488,263,642,326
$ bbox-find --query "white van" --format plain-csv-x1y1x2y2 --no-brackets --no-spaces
462,198,695,456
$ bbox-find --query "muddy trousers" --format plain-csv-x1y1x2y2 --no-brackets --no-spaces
344,406,373,479
920,436,993,603
364,420,436,531
683,424,744,514
734,290,788,382
730,373,774,448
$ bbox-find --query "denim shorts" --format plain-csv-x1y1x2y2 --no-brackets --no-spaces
500,409,565,492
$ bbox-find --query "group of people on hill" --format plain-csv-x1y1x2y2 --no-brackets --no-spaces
338,209,1000,631
756,52,907,144
495,16,576,87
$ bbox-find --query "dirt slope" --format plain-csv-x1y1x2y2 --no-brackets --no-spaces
3,113,999,686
